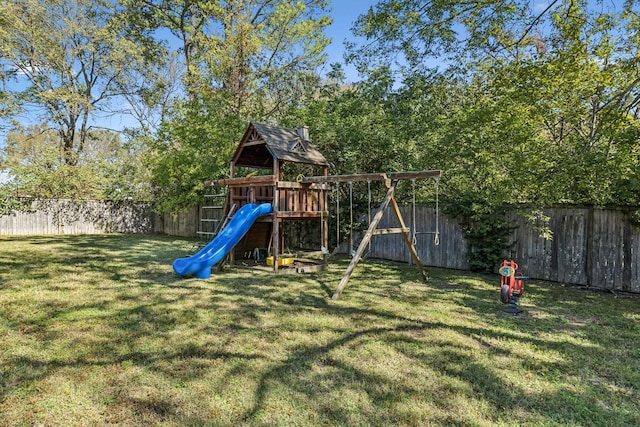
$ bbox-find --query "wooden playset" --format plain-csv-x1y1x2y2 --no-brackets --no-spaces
204,121,442,298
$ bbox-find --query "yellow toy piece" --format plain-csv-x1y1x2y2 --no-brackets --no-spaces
266,256,294,267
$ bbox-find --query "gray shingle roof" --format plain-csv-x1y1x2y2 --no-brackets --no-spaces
232,122,329,168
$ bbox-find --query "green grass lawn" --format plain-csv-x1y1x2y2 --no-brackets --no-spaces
0,234,638,426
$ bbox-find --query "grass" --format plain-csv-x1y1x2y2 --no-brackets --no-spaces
0,234,639,426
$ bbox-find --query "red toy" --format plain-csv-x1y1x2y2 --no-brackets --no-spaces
498,260,527,312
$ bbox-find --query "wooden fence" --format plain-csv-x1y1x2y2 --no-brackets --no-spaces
1,199,638,293
508,207,640,292
154,207,200,237
368,206,640,293
0,199,200,237
0,199,154,235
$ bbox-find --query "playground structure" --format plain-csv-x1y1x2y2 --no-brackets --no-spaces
498,260,527,313
176,122,441,299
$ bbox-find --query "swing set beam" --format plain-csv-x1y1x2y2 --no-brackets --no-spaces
301,170,441,184
328,171,441,300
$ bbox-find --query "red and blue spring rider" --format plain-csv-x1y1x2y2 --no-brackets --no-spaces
498,260,527,313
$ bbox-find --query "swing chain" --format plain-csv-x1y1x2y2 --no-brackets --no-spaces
335,182,340,247
367,179,372,254
367,179,372,223
411,178,417,246
349,181,354,256
411,177,441,246
434,177,440,246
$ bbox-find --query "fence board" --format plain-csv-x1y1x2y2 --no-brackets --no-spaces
591,209,629,291
2,198,638,293
358,205,639,292
367,206,467,270
0,199,153,235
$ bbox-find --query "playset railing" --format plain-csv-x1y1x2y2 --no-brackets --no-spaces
207,175,328,218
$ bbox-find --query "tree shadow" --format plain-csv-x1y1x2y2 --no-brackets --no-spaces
1,236,639,425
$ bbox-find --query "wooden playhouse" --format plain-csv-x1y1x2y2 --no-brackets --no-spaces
205,121,330,273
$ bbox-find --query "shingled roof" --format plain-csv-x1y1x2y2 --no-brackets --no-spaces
231,122,329,168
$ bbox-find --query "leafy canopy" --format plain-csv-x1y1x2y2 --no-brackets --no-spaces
0,0,162,166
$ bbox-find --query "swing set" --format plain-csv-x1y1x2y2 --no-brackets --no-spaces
325,177,441,262
301,171,441,299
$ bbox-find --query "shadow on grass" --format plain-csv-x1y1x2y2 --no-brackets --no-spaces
1,235,639,425
0,234,186,286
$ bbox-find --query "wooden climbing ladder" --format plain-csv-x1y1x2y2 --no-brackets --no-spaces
197,186,236,244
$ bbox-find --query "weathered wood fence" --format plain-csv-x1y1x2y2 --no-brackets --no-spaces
0,199,155,235
1,199,638,293
0,199,201,236
369,206,640,293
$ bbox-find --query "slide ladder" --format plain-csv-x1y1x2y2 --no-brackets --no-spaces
197,187,228,241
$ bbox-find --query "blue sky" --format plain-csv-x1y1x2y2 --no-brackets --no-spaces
322,1,377,81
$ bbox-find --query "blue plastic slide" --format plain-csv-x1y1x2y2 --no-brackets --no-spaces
172,203,273,279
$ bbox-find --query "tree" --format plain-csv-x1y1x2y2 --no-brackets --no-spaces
0,0,162,166
117,51,183,136
146,92,245,212
134,0,332,211
126,0,331,116
1,124,149,201
286,66,417,176
343,0,640,271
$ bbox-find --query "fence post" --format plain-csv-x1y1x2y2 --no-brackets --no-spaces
586,206,594,288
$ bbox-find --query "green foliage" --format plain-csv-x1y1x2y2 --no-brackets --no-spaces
340,0,640,270
288,67,419,177
445,198,517,273
481,1,640,206
147,92,245,212
349,0,532,71
0,0,162,165
100,137,155,202
283,67,426,241
121,0,333,212
630,209,640,229
340,70,532,271
125,0,331,117
0,186,33,216
0,125,148,201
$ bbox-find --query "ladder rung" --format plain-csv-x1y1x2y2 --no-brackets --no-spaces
202,206,224,209
200,219,220,222
197,231,216,236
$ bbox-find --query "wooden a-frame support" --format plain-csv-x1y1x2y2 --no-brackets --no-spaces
331,178,428,300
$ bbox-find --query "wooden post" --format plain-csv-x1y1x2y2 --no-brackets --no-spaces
332,180,398,300
389,192,428,282
322,191,328,267
586,206,594,288
322,167,329,267
273,160,280,273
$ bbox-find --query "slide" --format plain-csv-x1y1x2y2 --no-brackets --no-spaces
172,203,273,279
